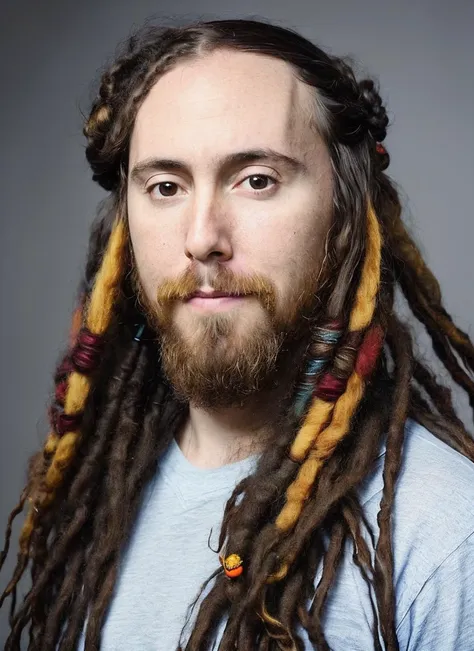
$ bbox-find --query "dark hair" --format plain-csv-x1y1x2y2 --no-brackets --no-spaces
1,17,473,651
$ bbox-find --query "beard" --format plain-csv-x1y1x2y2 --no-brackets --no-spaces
131,259,322,410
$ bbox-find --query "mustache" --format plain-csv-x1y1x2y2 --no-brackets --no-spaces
155,265,277,314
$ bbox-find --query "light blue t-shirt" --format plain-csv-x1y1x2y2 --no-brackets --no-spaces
81,418,474,650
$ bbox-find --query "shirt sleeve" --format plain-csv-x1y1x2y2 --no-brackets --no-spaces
396,531,474,650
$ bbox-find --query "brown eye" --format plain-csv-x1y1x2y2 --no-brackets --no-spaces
241,174,279,194
151,182,178,197
248,175,271,190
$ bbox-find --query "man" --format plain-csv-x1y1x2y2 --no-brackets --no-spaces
1,17,474,651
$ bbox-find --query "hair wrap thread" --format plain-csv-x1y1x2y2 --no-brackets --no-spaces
294,325,343,418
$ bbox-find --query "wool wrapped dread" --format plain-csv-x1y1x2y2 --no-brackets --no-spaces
14,217,128,561
278,200,381,526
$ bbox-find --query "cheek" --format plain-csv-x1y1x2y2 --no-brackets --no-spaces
255,214,330,293
246,178,332,281
128,211,180,298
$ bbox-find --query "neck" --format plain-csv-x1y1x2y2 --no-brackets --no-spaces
176,405,268,468
175,341,307,469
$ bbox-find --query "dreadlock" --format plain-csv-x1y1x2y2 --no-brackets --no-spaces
1,17,473,651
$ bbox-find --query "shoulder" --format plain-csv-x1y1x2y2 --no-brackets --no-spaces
357,418,474,631
359,418,474,535
394,530,474,649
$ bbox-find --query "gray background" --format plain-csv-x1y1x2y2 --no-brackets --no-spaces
1,0,473,644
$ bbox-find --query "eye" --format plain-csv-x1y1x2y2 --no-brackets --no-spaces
148,181,180,199
240,174,279,194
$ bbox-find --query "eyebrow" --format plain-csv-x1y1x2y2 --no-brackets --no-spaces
129,148,308,183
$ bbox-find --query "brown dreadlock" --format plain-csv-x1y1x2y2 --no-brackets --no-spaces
1,17,473,651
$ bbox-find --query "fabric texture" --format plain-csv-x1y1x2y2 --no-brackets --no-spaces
78,418,474,650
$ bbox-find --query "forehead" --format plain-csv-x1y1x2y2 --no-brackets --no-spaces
129,49,318,165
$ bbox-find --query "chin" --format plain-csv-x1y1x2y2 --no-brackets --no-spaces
179,302,264,337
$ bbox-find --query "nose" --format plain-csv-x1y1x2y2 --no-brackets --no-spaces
184,192,233,263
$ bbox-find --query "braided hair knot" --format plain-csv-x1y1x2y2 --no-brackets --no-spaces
358,78,390,170
358,78,388,142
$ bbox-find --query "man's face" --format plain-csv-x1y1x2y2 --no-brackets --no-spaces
127,49,334,408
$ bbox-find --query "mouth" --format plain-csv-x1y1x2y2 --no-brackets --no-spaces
185,291,248,312
189,290,243,299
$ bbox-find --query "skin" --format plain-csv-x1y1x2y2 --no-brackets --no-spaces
127,49,334,467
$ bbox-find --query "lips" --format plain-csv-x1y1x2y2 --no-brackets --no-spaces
189,291,241,299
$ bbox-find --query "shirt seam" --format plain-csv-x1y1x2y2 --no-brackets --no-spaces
395,529,474,634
